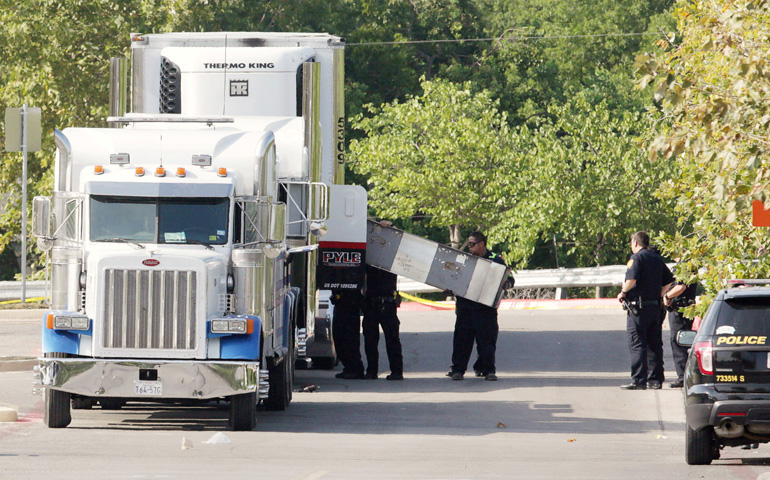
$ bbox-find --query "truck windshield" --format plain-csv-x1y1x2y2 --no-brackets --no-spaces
90,195,229,245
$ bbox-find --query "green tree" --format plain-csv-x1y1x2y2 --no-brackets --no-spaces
348,77,514,248
0,0,247,277
637,0,770,309
490,94,678,267
462,0,676,123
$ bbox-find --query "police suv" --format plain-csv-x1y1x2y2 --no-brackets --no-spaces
679,279,770,464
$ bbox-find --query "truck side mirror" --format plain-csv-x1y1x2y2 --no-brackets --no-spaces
269,202,286,244
310,183,328,222
33,196,53,251
309,183,327,237
261,203,287,259
676,330,697,347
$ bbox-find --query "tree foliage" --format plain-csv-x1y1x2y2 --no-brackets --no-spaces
0,0,682,280
637,0,770,307
351,82,679,267
0,0,247,276
491,94,678,267
349,78,513,248
461,0,675,123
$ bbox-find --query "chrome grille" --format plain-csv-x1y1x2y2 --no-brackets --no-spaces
102,269,197,350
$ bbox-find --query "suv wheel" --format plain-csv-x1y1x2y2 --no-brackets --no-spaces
686,424,715,465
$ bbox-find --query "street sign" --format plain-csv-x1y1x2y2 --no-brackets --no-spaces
5,107,41,152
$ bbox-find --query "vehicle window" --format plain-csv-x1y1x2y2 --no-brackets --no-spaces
90,196,155,242
90,195,229,245
158,198,229,245
714,297,770,335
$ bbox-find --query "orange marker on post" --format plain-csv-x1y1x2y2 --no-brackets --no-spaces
753,200,770,227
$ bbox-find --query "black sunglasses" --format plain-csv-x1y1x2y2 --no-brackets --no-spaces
467,241,479,247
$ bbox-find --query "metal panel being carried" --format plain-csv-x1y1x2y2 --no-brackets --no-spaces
365,221,510,307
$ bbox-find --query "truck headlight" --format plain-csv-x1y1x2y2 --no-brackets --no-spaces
49,313,90,331
210,318,250,334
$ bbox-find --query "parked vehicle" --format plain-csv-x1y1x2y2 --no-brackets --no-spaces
31,32,512,431
32,32,366,430
679,279,770,464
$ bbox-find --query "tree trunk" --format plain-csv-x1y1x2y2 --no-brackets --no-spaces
449,224,463,250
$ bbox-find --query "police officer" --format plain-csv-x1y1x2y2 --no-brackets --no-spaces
331,289,366,379
617,231,674,390
663,275,697,388
448,231,507,381
362,264,404,380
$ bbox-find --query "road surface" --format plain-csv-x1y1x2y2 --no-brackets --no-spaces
1,306,769,479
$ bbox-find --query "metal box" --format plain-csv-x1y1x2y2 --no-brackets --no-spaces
366,221,510,307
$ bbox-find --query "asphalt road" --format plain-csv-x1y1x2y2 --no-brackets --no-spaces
1,306,770,479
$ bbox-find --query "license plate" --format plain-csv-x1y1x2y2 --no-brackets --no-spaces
134,381,162,396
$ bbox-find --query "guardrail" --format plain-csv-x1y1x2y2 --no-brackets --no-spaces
0,280,46,303
0,264,647,302
397,264,670,298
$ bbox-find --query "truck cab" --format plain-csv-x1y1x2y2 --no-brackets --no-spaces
33,32,366,431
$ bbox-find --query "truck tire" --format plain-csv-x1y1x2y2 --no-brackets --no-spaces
264,353,293,411
229,391,257,431
43,353,71,428
264,317,296,410
265,336,296,411
685,425,715,465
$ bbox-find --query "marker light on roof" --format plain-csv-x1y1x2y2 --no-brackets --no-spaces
155,167,165,177
110,153,130,165
218,168,227,177
176,167,186,177
94,165,104,175
135,167,145,177
192,155,212,166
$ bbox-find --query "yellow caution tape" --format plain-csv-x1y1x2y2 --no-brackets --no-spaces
0,297,44,305
399,291,455,309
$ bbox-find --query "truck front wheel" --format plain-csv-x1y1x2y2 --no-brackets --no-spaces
43,353,71,428
264,317,296,411
264,350,293,411
229,391,257,431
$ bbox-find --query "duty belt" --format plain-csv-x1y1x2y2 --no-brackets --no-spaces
370,295,397,304
641,300,662,307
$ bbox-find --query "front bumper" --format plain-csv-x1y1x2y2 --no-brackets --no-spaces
38,358,267,400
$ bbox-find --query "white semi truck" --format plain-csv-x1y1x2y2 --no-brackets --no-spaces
32,32,368,430
31,32,511,431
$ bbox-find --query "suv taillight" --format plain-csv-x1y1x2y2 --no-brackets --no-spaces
694,340,713,375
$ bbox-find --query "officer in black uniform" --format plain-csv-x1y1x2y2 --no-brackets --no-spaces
448,231,507,381
362,264,404,380
331,289,366,379
663,276,698,388
617,231,675,390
